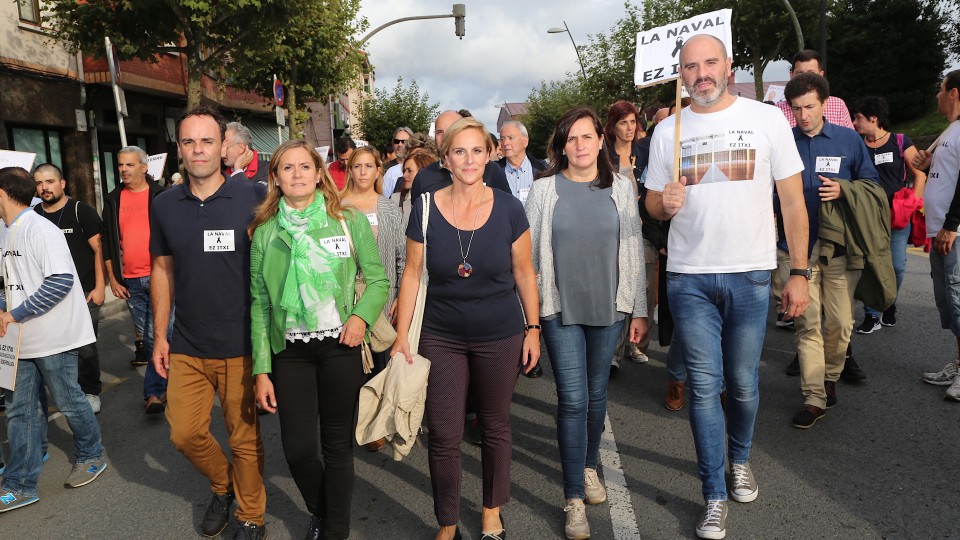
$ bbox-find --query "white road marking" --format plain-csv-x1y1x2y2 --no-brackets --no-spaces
600,412,642,539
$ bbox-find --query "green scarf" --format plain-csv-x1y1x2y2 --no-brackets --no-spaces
276,195,341,331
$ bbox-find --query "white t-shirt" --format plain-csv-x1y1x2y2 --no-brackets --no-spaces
0,211,95,358
924,120,960,237
382,163,403,197
647,98,804,273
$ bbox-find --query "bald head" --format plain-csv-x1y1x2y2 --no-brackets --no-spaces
678,34,732,111
679,34,728,65
434,110,463,146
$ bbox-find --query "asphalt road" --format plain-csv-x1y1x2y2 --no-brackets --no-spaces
1,249,957,539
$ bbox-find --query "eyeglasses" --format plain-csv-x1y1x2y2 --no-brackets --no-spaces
393,139,409,145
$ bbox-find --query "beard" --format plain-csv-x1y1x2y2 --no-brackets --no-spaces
41,192,63,204
686,75,728,107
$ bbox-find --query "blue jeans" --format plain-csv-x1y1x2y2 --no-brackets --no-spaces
2,350,104,497
666,271,770,501
666,334,686,382
542,317,624,500
865,223,910,317
126,276,173,400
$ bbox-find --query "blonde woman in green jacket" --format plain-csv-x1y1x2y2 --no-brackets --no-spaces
248,139,388,540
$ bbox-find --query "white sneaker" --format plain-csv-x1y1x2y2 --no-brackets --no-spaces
583,468,607,504
563,499,590,539
922,361,959,386
86,394,101,414
696,499,728,539
729,463,758,503
945,377,960,401
628,344,649,364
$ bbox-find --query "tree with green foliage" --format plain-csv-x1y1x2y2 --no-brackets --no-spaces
357,78,439,149
824,0,947,123
229,0,367,138
522,80,591,159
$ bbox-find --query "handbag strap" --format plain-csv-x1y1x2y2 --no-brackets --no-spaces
408,193,430,356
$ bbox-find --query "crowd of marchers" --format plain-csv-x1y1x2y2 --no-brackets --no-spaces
1,33,959,540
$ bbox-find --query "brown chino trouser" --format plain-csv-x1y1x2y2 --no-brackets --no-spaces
166,354,266,525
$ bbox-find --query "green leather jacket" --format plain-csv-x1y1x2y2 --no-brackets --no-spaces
250,209,389,375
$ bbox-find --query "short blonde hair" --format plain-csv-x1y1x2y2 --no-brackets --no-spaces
439,117,493,159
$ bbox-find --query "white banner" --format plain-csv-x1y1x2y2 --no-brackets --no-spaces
147,153,167,181
763,84,786,104
0,323,22,391
633,9,733,88
0,150,37,171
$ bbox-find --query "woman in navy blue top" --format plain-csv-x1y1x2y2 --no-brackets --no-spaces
391,117,540,540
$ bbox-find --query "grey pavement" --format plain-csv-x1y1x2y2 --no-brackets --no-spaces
1,251,958,539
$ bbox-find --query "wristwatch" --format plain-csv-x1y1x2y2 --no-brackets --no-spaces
789,268,812,279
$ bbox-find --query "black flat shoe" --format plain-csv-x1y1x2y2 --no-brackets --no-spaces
453,527,462,540
480,513,506,540
524,364,543,378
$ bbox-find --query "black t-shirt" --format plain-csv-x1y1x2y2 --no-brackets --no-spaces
864,133,914,200
406,189,528,342
34,199,102,294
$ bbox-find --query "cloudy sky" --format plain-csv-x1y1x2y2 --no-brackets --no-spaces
356,0,791,133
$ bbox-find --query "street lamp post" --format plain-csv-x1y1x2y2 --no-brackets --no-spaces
358,4,466,47
548,21,587,79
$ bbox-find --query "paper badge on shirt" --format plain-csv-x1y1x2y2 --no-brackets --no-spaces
815,156,842,174
320,236,350,258
874,152,894,166
204,230,235,252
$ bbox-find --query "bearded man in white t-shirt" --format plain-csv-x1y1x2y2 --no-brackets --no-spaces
645,34,810,540
0,166,106,513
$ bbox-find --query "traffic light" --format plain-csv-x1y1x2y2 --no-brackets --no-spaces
453,4,465,38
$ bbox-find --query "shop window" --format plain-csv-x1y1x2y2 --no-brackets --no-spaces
8,126,63,171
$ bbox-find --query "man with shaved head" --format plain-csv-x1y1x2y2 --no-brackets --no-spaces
645,34,810,539
409,109,512,199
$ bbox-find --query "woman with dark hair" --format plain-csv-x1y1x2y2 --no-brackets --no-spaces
249,139,388,540
391,147,439,223
851,96,927,333
526,106,648,539
604,100,645,181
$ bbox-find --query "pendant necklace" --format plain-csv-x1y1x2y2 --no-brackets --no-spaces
451,187,485,278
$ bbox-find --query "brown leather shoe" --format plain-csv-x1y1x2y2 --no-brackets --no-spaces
364,438,385,452
145,395,165,415
825,381,838,408
792,405,825,429
664,380,684,411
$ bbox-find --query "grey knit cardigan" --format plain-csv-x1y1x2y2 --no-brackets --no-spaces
524,173,647,320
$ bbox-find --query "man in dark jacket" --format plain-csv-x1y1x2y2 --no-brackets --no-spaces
410,110,512,199
101,145,171,414
222,122,268,185
497,120,546,206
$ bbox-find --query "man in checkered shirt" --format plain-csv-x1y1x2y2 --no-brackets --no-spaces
776,49,854,129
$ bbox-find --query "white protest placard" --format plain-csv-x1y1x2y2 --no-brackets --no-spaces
0,323,22,391
315,146,331,161
0,150,37,171
634,9,733,88
763,84,785,104
147,153,167,181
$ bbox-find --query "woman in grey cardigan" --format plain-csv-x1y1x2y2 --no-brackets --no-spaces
525,107,648,540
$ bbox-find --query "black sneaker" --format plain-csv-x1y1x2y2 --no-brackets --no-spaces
856,315,881,334
841,356,866,382
776,312,794,329
304,515,322,540
825,381,838,408
881,305,897,327
792,405,825,429
233,521,266,540
785,354,800,377
131,339,148,367
201,492,234,537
